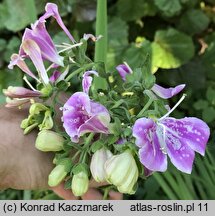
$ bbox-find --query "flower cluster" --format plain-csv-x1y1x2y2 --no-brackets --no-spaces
4,3,210,197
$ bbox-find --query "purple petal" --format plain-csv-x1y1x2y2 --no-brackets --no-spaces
22,21,64,66
162,117,210,156
3,86,41,98
78,115,109,137
21,39,49,84
116,64,132,81
151,84,185,99
166,138,195,174
49,71,61,83
62,92,110,142
63,92,91,113
8,54,38,81
63,110,88,142
5,97,30,108
39,3,75,43
133,118,167,172
82,71,98,94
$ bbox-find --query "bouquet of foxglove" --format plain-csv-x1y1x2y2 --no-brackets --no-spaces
4,3,210,197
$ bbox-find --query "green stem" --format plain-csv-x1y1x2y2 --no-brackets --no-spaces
65,63,95,81
23,190,31,200
153,173,178,200
94,0,107,65
137,98,153,118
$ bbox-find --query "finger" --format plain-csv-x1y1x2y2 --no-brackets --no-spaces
51,183,78,200
89,179,109,188
81,188,103,200
109,190,123,200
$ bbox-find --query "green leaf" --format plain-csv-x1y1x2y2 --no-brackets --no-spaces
141,55,156,89
178,9,210,35
202,107,215,123
154,0,181,17
0,2,9,29
3,37,21,62
0,68,23,104
107,17,129,70
117,0,157,21
108,17,128,48
124,40,152,70
206,87,215,104
152,28,194,70
193,100,209,110
72,163,88,175
5,0,37,32
0,39,6,52
90,140,103,153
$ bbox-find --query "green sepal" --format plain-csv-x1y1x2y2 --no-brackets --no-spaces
72,163,89,176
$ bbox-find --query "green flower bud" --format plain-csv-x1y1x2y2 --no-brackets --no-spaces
40,84,53,97
105,150,138,194
48,164,67,187
29,103,48,115
35,130,64,152
38,110,53,130
71,171,89,197
90,148,113,183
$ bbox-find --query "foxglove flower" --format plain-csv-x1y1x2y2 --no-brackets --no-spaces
5,97,30,108
133,116,210,174
8,54,39,82
21,39,49,85
151,84,186,99
39,3,75,43
62,92,110,142
116,63,185,99
21,21,64,66
3,86,41,98
82,71,98,94
116,63,132,81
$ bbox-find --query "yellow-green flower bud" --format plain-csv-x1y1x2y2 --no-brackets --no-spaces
71,171,89,197
105,150,138,194
29,103,48,115
38,110,53,130
40,84,53,97
35,130,64,152
48,164,67,187
90,148,113,183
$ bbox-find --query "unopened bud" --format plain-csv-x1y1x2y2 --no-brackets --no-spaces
35,130,64,152
71,171,89,197
105,150,138,194
90,148,113,183
48,164,67,187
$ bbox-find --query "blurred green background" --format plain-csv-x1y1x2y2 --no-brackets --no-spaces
0,0,215,200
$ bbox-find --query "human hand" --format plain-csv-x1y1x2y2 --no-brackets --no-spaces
0,106,122,200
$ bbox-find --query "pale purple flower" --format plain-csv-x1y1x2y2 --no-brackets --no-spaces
62,92,110,143
3,86,41,98
39,3,75,43
116,63,185,99
49,71,61,83
8,54,39,82
5,97,30,108
116,63,132,81
21,39,49,84
151,84,186,99
21,21,64,66
133,117,210,174
82,71,98,94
